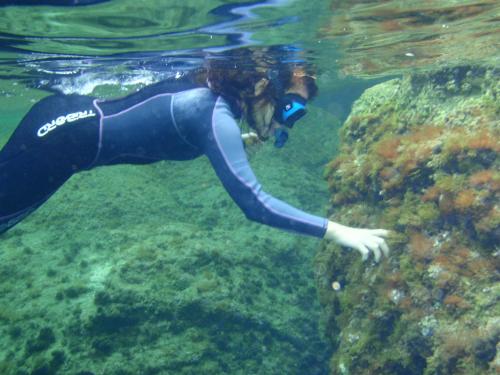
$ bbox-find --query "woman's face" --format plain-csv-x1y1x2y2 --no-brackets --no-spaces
249,74,311,141
248,96,279,140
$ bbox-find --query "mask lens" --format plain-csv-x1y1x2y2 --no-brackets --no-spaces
276,94,307,128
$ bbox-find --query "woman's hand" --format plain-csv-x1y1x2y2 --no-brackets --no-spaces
324,221,390,262
241,131,260,146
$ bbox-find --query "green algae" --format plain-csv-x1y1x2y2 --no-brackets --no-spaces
317,65,499,375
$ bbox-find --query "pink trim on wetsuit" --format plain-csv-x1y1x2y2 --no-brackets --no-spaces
89,99,104,169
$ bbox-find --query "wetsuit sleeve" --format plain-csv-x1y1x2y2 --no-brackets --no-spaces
203,97,328,238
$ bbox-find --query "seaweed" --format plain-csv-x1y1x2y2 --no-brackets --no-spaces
317,65,499,374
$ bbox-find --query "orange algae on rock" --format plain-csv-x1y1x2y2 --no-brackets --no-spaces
443,294,470,312
454,189,477,212
475,205,500,244
374,137,401,160
469,169,499,187
409,232,434,262
467,130,500,152
316,66,499,375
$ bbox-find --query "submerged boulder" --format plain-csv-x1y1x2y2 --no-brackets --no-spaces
317,66,499,375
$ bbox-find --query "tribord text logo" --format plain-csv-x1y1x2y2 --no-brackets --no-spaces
37,109,96,137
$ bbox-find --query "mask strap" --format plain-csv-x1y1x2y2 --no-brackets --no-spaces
267,69,284,97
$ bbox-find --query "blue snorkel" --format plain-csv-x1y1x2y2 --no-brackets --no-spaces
273,93,307,148
274,128,289,148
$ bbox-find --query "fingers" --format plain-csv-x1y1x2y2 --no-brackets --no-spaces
380,241,390,258
369,229,390,237
359,231,390,262
358,244,369,262
370,243,382,262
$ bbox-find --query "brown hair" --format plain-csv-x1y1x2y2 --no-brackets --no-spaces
194,46,319,141
203,47,318,118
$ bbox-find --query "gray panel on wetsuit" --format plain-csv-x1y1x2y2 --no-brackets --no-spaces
169,87,219,148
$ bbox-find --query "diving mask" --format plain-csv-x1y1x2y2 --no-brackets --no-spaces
272,93,307,148
274,93,307,128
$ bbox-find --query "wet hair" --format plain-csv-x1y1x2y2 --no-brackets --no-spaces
202,46,318,119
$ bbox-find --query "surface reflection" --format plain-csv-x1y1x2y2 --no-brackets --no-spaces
320,0,500,77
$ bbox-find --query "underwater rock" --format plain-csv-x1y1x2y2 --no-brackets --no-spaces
25,327,56,355
317,65,499,375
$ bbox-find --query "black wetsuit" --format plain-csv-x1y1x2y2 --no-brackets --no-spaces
0,80,327,237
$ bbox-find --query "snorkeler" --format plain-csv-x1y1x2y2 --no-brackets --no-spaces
0,48,389,261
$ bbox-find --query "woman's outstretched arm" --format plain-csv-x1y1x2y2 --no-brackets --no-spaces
202,96,390,260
